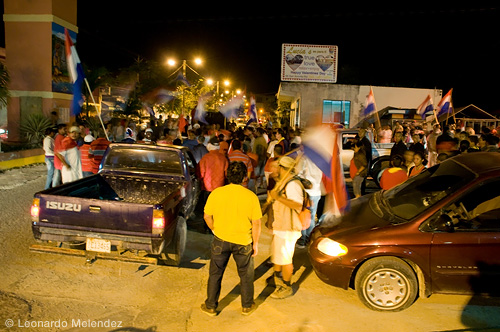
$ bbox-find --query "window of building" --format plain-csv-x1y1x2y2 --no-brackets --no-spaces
322,100,350,127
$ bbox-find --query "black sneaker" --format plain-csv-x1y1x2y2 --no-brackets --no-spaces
200,303,217,316
241,303,257,316
296,241,306,249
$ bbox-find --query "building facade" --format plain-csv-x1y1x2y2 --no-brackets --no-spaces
3,0,77,141
277,82,442,129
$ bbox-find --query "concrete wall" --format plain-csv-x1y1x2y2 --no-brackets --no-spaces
277,82,442,129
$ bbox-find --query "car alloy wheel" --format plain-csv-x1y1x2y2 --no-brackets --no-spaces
355,257,418,311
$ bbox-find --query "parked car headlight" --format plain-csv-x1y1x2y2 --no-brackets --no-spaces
317,238,348,257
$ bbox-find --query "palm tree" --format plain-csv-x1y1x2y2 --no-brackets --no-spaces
0,62,10,106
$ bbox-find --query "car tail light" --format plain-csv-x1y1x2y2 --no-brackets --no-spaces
152,209,165,233
31,198,40,222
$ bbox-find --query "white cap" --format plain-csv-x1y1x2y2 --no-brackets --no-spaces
84,134,95,143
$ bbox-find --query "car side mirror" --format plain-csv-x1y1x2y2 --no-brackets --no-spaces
430,214,455,232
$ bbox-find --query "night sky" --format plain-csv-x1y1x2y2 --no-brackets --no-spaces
3,3,500,112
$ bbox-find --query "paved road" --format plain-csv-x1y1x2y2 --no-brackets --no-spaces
1,165,499,332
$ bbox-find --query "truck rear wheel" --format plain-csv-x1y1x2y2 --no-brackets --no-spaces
160,216,187,266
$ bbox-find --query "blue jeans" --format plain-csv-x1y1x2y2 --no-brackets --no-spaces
353,175,364,197
205,236,255,309
300,195,320,243
52,168,61,187
44,156,55,189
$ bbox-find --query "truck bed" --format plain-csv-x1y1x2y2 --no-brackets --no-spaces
35,174,183,234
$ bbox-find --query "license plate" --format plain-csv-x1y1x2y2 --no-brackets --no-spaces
86,238,111,253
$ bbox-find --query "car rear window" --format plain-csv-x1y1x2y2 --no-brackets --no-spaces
382,160,476,220
103,147,183,175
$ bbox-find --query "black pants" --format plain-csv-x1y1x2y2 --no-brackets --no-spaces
205,236,255,309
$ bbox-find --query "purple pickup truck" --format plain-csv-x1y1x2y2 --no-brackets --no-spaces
30,143,200,265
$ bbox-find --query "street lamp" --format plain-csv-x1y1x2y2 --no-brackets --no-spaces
166,57,203,115
167,57,203,79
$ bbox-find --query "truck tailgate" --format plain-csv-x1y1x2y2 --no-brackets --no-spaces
37,195,154,234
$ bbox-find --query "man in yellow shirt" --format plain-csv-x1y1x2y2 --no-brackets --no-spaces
201,161,262,316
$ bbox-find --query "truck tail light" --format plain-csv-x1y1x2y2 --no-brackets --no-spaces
152,209,165,233
31,198,40,222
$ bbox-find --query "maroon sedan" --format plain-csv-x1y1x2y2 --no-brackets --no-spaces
308,152,500,311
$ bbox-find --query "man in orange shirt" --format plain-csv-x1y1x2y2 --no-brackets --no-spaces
379,155,408,190
198,136,229,232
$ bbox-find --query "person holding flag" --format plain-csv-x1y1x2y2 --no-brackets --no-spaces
64,28,109,140
301,125,350,217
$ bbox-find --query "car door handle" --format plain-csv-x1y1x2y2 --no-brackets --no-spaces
89,206,101,213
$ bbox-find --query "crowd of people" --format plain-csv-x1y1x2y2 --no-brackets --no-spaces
42,112,500,316
42,122,111,189
355,120,500,193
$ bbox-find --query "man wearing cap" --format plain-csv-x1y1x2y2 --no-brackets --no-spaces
80,134,95,177
121,127,136,143
60,126,83,183
142,128,155,143
268,155,304,299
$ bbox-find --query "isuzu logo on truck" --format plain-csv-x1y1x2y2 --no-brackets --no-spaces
46,201,82,212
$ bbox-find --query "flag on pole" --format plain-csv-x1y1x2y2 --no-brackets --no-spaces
219,95,243,120
362,87,377,117
302,126,350,215
416,94,434,120
143,103,155,116
172,71,191,87
436,89,453,117
247,96,258,125
194,92,211,124
64,28,85,116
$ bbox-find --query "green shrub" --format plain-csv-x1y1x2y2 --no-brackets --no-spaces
19,113,52,147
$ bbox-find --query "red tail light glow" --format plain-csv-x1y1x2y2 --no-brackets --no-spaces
152,209,165,231
31,198,40,222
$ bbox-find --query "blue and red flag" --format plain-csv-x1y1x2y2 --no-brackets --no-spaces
302,125,350,216
219,95,243,120
247,96,258,125
362,87,377,117
64,28,85,116
416,94,434,120
436,88,453,117
194,92,211,125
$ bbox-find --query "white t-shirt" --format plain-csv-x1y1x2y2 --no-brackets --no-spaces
272,178,303,233
43,136,55,156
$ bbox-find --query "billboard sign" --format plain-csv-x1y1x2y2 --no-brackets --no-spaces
281,44,338,83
